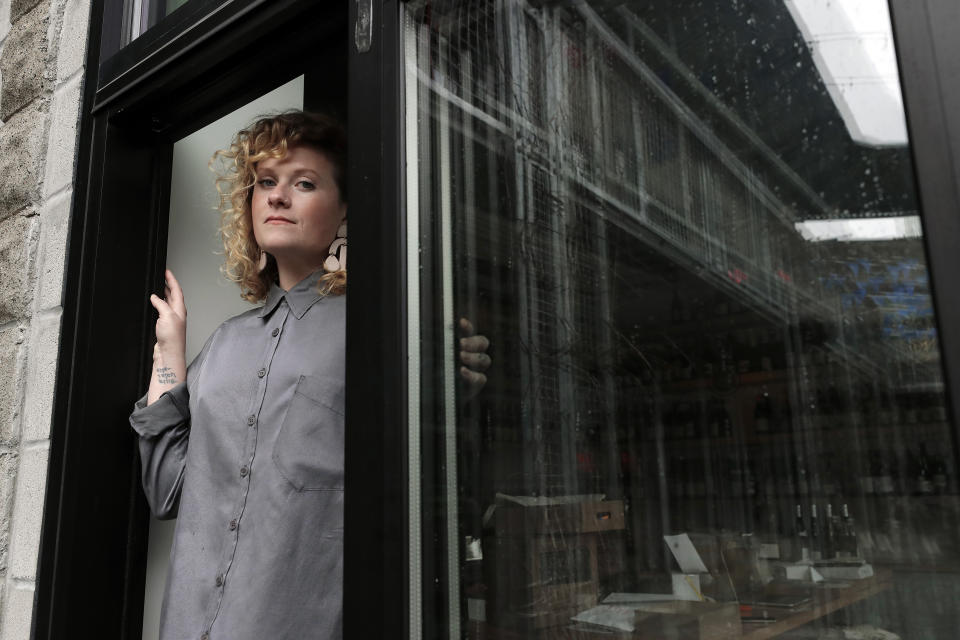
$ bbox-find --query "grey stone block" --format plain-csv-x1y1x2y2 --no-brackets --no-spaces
0,103,46,222
10,0,43,23
0,452,18,572
0,1,49,120
0,325,25,445
8,444,48,581
35,191,70,311
42,75,80,198
20,311,60,443
55,0,89,82
0,216,35,325
0,581,34,640
0,0,10,46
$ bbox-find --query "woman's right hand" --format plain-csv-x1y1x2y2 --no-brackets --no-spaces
147,269,188,405
150,269,187,356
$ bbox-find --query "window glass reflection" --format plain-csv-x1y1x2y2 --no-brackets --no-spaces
406,1,959,639
123,0,192,44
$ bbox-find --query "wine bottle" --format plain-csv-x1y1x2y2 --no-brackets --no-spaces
795,503,809,561
933,454,948,494
877,455,894,495
709,399,733,438
841,503,858,558
916,444,934,495
810,504,822,561
754,387,772,434
824,504,837,560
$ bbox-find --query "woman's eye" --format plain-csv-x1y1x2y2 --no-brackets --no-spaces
297,180,316,190
258,178,276,187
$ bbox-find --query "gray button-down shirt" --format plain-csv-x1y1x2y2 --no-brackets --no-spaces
130,270,344,640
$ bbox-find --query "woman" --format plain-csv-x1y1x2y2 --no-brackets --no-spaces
130,111,490,640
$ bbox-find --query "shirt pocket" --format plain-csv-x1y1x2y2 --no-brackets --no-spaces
272,374,344,491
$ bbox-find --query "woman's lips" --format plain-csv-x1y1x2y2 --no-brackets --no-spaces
265,217,294,224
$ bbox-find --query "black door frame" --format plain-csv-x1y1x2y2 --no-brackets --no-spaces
30,1,369,637
343,0,409,638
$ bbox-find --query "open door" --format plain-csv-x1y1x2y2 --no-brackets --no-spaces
33,2,351,637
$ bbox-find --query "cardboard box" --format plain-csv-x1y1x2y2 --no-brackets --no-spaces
494,499,626,536
487,498,626,631
633,601,742,639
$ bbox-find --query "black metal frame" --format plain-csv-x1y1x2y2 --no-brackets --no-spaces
32,1,352,637
100,0,244,70
342,1,409,637
889,0,960,446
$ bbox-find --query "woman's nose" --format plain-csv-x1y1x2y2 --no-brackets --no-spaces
267,188,290,207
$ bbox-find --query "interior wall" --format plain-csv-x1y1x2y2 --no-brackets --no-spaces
142,76,304,640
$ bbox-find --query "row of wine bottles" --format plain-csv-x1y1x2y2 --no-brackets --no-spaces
794,503,858,561
658,388,949,441
658,445,954,500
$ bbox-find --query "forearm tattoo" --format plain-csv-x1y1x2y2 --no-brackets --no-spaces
156,366,178,385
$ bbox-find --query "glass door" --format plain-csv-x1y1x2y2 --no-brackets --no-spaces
404,1,960,638
140,77,305,640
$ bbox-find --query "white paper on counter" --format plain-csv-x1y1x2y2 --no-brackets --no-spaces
571,605,639,632
664,533,710,574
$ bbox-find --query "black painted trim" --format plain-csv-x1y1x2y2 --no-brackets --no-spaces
34,1,348,638
888,0,960,445
96,0,314,112
100,0,240,72
343,0,409,638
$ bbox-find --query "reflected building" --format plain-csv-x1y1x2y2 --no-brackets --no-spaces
407,1,959,637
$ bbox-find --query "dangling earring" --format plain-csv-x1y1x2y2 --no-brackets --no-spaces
324,221,347,272
258,249,268,271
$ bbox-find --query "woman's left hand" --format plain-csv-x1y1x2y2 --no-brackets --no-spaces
459,317,491,400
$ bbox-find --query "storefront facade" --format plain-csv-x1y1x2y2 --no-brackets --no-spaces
2,0,960,638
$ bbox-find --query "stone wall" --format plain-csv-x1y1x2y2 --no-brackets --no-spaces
0,0,90,637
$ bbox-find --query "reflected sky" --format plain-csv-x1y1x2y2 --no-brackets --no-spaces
785,0,907,146
796,215,921,241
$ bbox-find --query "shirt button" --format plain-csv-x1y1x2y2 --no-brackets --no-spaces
240,466,249,478
257,367,266,378
215,574,224,587
229,519,238,531
271,328,279,337
247,414,256,426
201,633,210,640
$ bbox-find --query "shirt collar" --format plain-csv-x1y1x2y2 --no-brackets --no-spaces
258,269,326,319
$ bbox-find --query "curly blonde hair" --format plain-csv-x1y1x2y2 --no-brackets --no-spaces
212,110,347,303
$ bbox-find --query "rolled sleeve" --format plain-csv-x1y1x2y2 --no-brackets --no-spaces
131,382,192,519
129,382,190,438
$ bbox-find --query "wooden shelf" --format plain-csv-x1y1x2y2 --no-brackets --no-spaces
482,570,893,640
742,568,893,640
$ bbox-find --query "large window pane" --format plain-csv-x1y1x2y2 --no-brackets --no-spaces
405,1,958,639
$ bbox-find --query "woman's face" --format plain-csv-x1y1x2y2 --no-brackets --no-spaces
251,145,346,267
